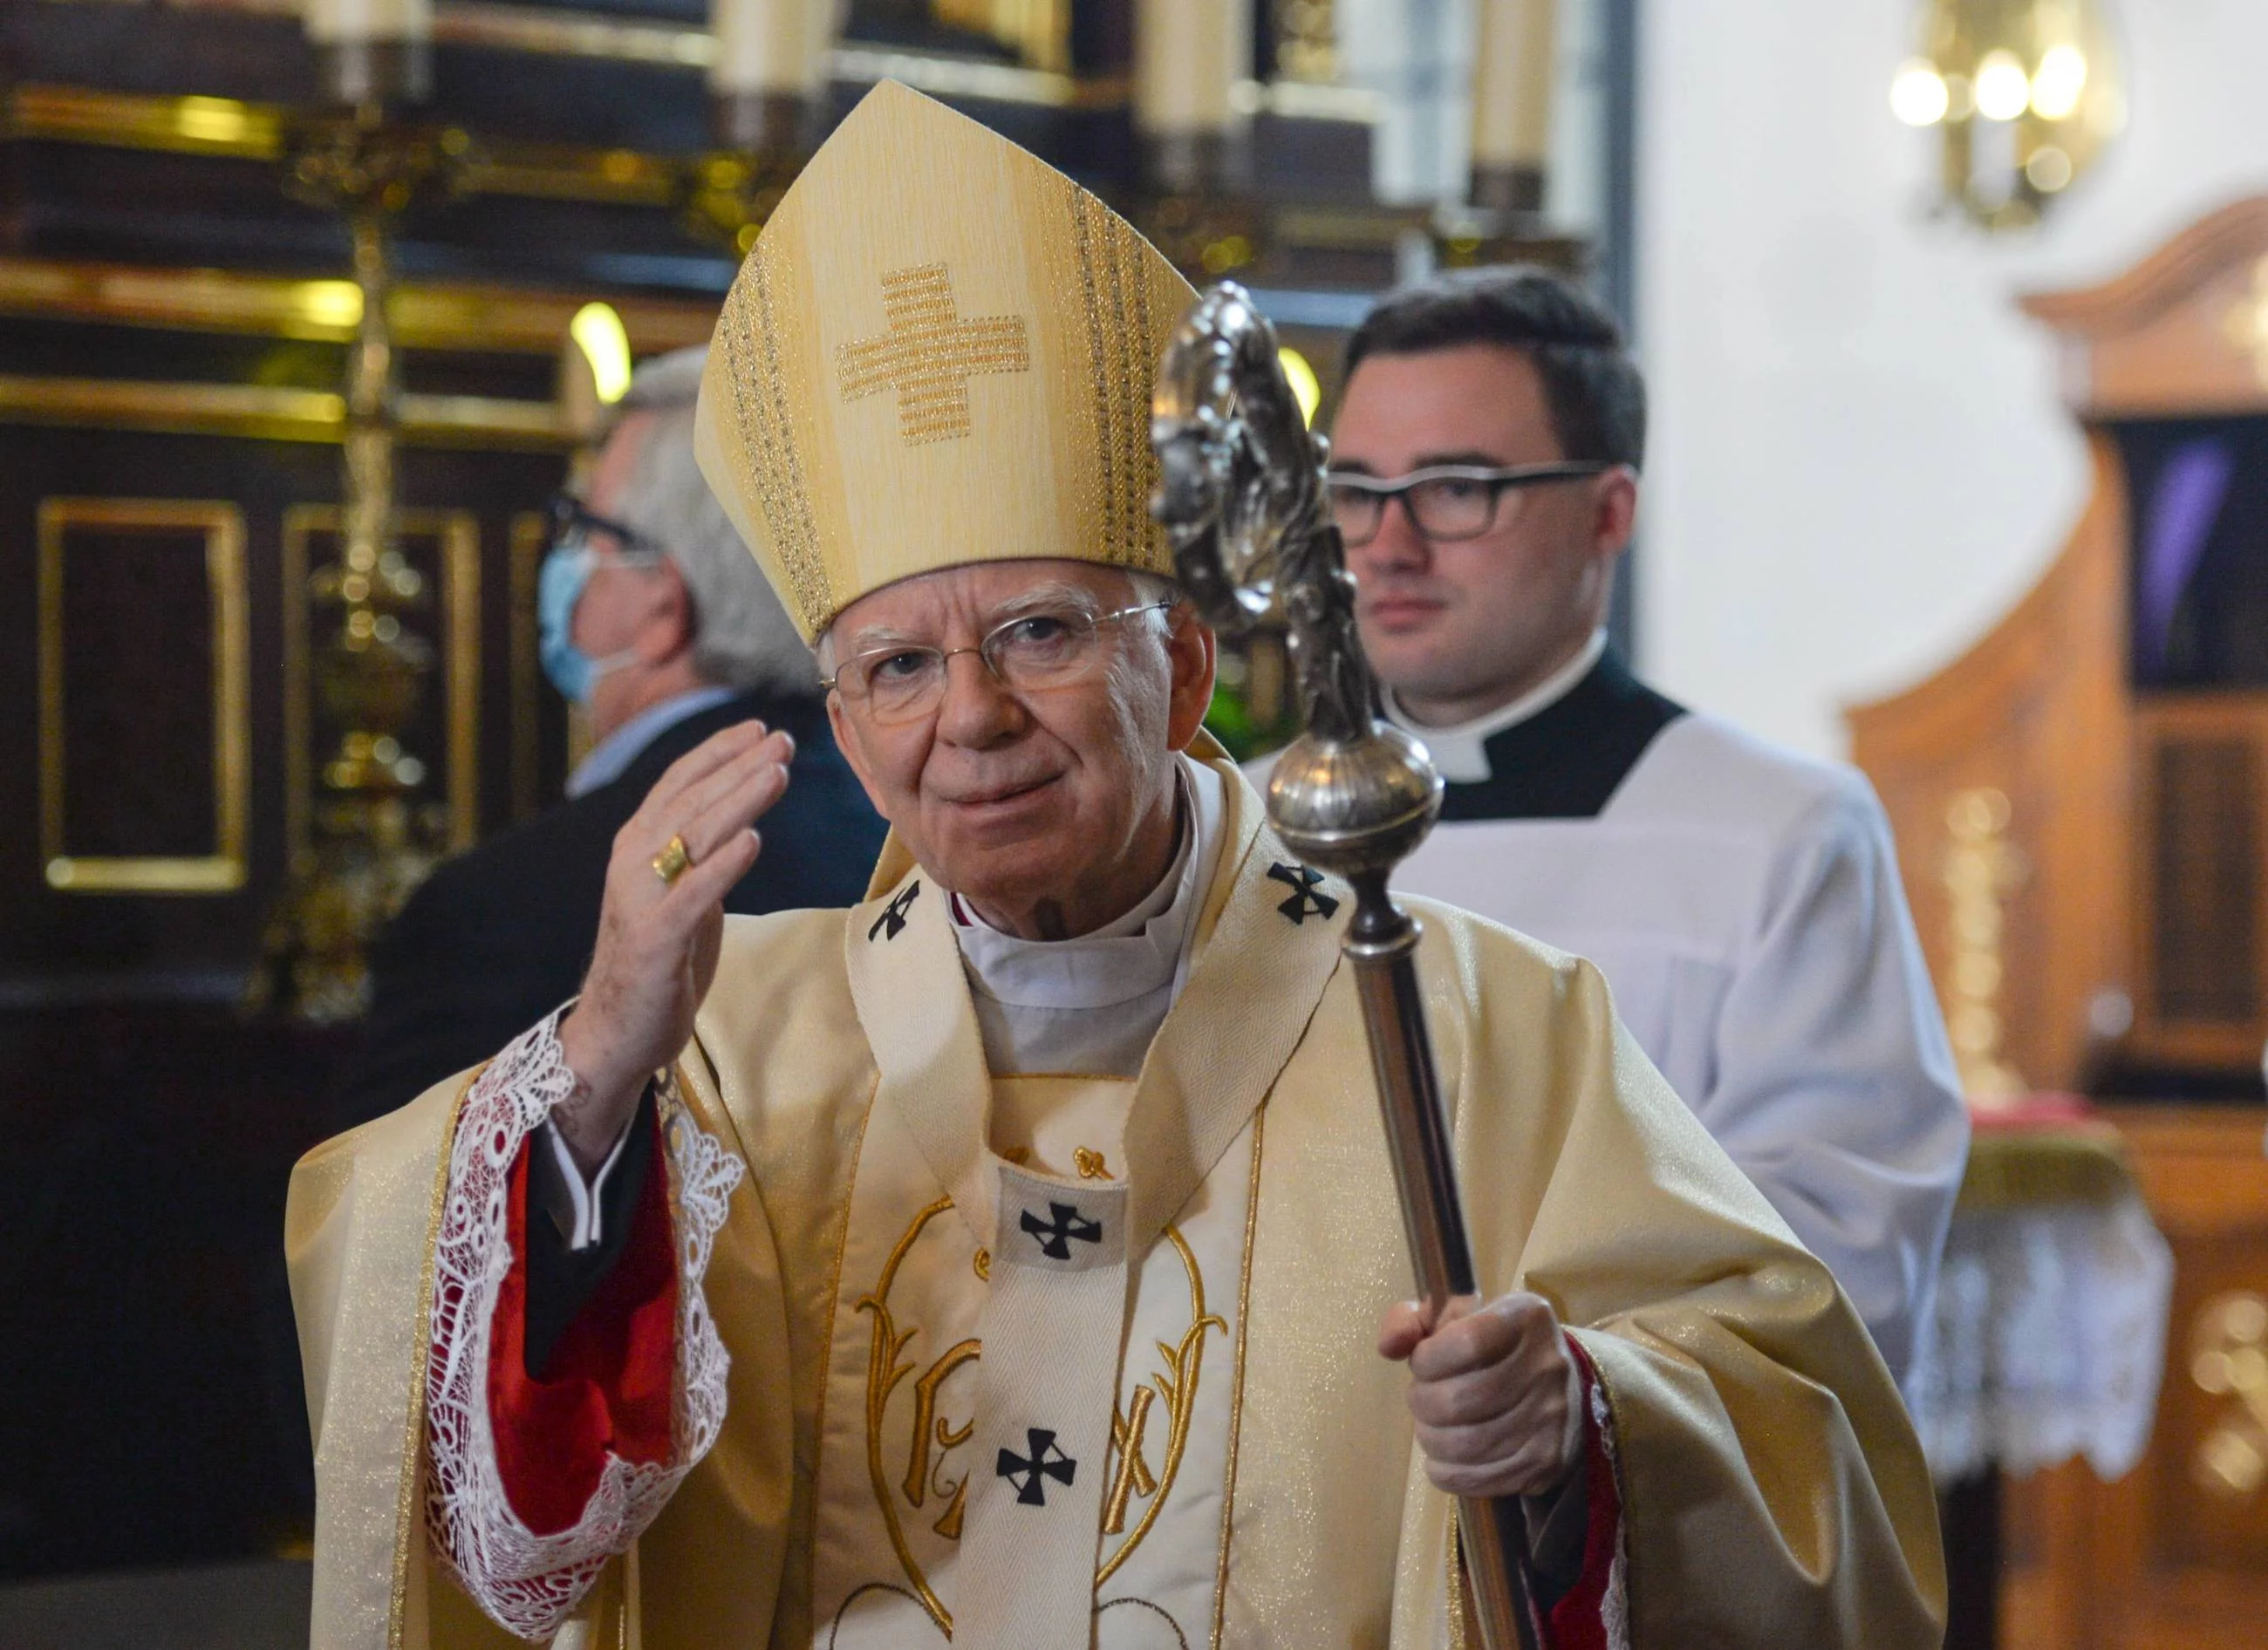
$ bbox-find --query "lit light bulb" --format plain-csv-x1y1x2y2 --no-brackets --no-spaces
1277,346,1322,428
296,279,365,331
569,302,634,406
2031,44,2088,121
1974,49,2032,122
2025,145,2074,193
1890,58,1950,126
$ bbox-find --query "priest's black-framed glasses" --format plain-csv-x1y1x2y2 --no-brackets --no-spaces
1325,461,1614,547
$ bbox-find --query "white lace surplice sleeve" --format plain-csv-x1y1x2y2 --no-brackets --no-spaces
421,1010,742,1640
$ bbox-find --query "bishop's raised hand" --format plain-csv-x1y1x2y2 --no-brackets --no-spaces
554,720,796,1169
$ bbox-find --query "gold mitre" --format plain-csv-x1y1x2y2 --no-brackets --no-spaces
693,80,1197,643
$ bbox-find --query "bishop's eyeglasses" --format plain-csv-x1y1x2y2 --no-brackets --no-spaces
824,601,1172,726
1326,461,1613,547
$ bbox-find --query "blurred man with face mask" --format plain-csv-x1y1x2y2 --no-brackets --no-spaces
1318,267,1968,1388
331,347,885,1123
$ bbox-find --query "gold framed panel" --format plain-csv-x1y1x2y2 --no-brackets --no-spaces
281,506,484,863
36,498,250,893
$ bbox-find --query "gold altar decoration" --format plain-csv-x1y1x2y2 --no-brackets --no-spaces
248,100,470,1022
1889,0,2126,231
932,0,1072,73
2193,1291,2268,1502
682,147,808,256
1272,0,1336,83
1943,786,2030,1105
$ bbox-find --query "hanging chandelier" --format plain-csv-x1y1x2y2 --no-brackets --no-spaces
1889,0,2126,231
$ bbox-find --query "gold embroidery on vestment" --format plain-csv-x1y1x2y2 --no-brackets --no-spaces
853,1184,1228,1618
836,263,1030,446
904,1339,980,1509
854,1193,966,1633
720,246,829,633
1103,1385,1160,1534
1096,1224,1226,1585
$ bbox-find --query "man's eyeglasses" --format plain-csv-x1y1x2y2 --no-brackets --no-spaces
823,602,1172,726
1325,461,1613,547
546,492,671,565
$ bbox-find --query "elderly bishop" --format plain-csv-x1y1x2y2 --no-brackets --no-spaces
288,83,1942,1650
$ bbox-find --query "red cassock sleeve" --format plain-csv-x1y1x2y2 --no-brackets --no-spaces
484,1112,680,1537
1541,1336,1625,1650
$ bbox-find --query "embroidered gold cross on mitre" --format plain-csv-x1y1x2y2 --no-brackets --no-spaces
836,262,1032,444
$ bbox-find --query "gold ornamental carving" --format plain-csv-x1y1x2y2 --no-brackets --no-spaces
249,105,472,1022
1943,786,2029,1107
2192,1291,2268,1501
2224,257,2268,390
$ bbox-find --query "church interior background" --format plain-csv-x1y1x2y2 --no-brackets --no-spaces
6,0,2268,1645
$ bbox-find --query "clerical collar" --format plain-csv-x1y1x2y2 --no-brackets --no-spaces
949,757,1226,1011
1383,629,1608,784
1405,644,1687,823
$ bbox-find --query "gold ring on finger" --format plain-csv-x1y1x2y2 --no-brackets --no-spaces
651,833,693,887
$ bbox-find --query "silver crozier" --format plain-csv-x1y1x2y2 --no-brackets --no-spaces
1151,283,1542,1650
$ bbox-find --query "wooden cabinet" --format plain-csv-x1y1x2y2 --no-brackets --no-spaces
1996,1110,2268,1650
1853,202,2268,1647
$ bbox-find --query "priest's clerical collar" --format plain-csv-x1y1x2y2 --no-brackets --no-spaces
1383,628,1609,783
1386,642,1688,822
949,756,1226,1012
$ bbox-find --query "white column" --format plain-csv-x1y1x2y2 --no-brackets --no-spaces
304,0,431,44
1470,0,1556,208
709,0,833,96
1133,0,1254,137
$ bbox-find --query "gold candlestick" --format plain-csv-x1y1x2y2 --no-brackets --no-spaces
249,99,465,1021
686,0,832,252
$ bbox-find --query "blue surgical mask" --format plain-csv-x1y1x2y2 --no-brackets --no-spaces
538,545,642,706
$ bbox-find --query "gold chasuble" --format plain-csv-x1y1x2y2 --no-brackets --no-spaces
289,758,1944,1649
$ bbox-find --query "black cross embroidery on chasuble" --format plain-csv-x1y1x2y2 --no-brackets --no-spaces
1267,862,1340,924
997,1428,1077,1506
869,880,921,943
1020,1201,1103,1260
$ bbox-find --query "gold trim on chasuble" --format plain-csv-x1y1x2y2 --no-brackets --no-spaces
714,243,830,639
393,1069,483,1650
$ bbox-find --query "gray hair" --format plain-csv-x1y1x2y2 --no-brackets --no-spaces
609,347,818,697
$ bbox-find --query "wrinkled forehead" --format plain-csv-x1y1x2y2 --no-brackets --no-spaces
823,557,1139,650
